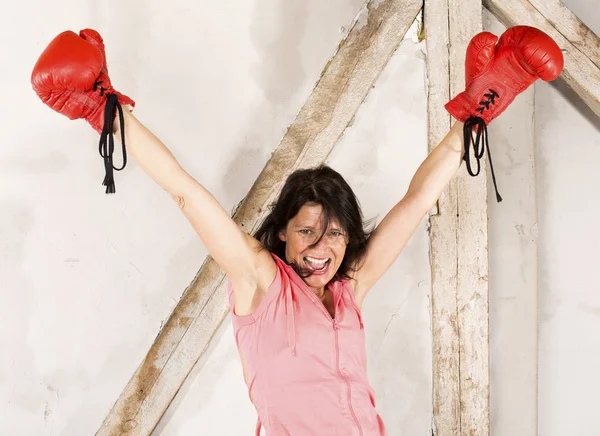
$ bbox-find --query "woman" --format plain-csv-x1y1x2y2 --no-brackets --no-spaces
31,26,562,435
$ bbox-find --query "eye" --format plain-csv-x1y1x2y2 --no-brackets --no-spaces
330,231,343,237
299,229,312,235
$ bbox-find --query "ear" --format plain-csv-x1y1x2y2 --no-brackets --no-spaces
278,230,287,242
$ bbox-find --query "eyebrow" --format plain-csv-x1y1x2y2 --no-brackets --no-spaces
294,224,343,232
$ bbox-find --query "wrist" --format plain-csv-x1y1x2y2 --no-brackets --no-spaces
443,121,465,153
112,104,134,135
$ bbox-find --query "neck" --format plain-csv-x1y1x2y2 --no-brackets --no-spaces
311,286,326,300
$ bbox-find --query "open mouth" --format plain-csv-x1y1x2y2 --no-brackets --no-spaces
304,256,331,274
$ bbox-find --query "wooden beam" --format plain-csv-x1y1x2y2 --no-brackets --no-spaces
96,0,422,434
450,0,490,434
425,0,488,434
527,0,600,66
424,0,460,434
484,0,600,118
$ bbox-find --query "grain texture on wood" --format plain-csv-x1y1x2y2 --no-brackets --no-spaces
426,0,489,433
424,0,461,434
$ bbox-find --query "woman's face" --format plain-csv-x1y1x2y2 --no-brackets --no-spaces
279,203,348,292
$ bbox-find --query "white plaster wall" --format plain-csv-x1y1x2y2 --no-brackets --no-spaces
4,0,600,434
485,13,538,436
536,81,600,436
485,3,600,435
535,2,600,433
483,11,539,436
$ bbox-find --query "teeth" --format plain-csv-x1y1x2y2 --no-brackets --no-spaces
306,256,329,265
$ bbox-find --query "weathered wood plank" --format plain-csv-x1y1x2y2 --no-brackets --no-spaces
449,0,490,435
484,0,600,119
528,0,600,69
424,0,461,434
426,0,488,433
96,1,422,434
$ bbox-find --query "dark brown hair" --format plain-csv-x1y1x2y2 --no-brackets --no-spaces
254,165,374,281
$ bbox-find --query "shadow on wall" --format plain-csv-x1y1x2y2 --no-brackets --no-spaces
552,78,600,132
220,0,309,213
151,313,236,434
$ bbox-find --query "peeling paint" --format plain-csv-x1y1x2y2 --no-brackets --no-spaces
354,7,370,31
44,401,51,422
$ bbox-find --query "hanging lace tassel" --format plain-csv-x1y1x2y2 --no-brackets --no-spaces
98,93,127,194
463,115,503,203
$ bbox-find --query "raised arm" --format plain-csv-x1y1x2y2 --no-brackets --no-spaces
116,109,276,314
351,26,563,304
31,29,276,315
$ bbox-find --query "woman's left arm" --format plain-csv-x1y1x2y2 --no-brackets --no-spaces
352,121,465,303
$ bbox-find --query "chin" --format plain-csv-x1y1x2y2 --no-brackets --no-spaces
305,275,329,286
305,267,338,286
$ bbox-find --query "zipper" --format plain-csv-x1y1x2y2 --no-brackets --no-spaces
347,381,361,436
332,318,363,436
287,270,364,435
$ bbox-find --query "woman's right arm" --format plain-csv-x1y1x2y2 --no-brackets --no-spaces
116,108,276,314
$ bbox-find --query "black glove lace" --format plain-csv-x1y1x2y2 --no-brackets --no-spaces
95,82,127,194
463,88,502,203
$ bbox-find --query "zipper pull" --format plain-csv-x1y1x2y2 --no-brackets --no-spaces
332,319,340,330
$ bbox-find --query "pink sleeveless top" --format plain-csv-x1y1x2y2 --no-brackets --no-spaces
227,253,387,436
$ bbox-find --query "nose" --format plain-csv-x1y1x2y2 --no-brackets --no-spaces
312,232,333,250
316,237,328,249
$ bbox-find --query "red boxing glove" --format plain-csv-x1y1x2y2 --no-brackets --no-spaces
31,29,135,193
446,26,563,124
445,26,563,202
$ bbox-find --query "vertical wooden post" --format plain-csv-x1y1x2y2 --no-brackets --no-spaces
424,1,460,434
425,0,488,434
449,1,489,435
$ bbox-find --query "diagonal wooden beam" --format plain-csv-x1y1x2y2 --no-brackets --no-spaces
96,0,422,434
527,0,600,67
484,0,600,118
425,0,488,434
